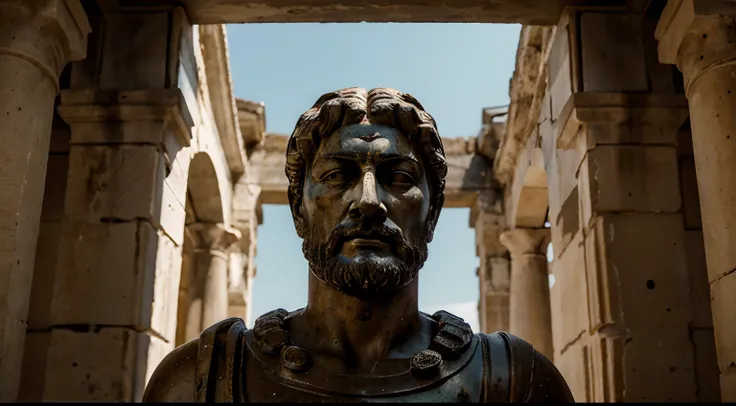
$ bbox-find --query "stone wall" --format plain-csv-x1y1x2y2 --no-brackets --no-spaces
9,9,262,401
495,6,722,402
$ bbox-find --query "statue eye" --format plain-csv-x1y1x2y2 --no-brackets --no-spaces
391,171,416,186
322,170,346,184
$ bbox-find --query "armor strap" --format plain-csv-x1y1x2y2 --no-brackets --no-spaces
195,317,248,403
479,331,536,403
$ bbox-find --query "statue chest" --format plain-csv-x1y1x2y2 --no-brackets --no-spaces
241,341,485,403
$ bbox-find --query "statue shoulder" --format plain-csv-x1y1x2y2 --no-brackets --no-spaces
142,318,248,403
142,339,198,402
477,331,574,403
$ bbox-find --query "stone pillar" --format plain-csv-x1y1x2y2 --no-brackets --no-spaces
536,8,713,402
232,177,262,326
500,228,553,359
656,3,736,400
185,223,239,339
0,1,89,401
36,87,193,402
16,9,197,401
471,197,510,334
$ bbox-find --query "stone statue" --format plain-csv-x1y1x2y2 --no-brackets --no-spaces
142,88,574,403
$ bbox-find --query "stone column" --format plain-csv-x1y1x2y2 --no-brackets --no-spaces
232,177,262,326
500,228,553,359
0,1,89,401
657,3,736,400
471,199,510,334
185,223,240,340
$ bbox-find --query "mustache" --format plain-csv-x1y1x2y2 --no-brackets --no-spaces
326,223,405,256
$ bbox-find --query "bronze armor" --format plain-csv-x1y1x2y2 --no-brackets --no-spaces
178,310,574,403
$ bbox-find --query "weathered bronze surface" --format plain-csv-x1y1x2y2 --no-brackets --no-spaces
143,88,575,403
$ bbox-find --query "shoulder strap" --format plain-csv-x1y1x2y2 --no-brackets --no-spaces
195,317,248,403
479,331,536,403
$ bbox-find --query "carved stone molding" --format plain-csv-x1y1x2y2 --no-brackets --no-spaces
57,88,194,147
200,24,249,179
555,92,690,150
494,25,555,186
500,228,550,258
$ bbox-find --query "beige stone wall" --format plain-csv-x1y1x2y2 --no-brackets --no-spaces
9,9,260,401
497,8,721,403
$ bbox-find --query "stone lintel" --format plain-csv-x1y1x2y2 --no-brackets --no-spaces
556,92,690,149
57,88,194,147
500,228,550,258
138,0,626,25
187,222,241,253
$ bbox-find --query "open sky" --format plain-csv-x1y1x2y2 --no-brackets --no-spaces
226,23,522,330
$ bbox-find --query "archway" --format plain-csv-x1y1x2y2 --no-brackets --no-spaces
174,152,228,346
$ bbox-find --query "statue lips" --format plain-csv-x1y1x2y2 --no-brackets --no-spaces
333,228,398,257
342,237,391,256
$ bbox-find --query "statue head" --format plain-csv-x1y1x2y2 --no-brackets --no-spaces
285,87,447,298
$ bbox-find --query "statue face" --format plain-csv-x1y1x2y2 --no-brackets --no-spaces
300,123,431,297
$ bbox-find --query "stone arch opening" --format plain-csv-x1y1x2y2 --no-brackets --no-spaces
175,151,230,347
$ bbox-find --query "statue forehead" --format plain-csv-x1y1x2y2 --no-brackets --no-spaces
315,124,417,160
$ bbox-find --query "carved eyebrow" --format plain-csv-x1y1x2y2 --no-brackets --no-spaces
316,152,420,165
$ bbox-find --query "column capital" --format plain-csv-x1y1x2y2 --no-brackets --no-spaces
655,0,736,89
500,228,550,258
187,223,241,253
0,0,91,86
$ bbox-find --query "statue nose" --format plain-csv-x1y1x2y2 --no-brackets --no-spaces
349,171,387,222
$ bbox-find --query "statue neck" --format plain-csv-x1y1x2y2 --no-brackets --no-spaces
290,272,432,373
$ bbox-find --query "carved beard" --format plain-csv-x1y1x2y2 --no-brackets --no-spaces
302,222,429,297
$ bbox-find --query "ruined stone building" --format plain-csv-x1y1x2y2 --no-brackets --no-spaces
0,0,734,402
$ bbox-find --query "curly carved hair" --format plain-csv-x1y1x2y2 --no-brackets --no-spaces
285,87,448,240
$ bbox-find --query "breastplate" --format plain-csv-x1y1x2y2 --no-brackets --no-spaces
242,330,484,403
194,313,540,403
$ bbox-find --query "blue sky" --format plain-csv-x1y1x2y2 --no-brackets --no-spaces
226,23,522,328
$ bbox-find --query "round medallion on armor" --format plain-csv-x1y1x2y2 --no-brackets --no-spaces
280,345,311,372
410,349,443,378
